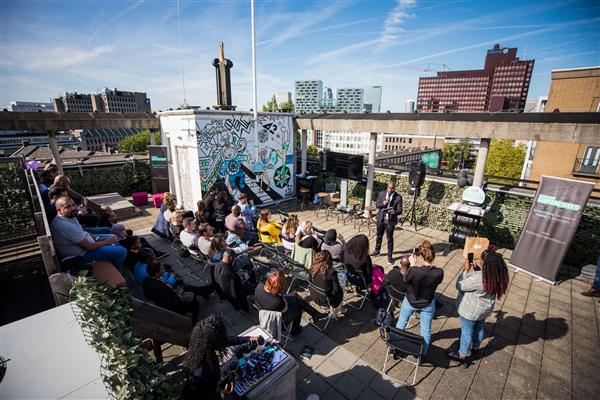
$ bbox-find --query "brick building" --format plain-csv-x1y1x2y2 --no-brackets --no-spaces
417,44,534,112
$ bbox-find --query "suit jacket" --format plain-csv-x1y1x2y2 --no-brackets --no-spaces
375,190,403,225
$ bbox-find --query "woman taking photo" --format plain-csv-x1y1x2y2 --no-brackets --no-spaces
448,246,509,367
395,240,443,355
256,209,282,244
281,214,299,252
343,234,373,289
309,250,345,314
182,314,260,400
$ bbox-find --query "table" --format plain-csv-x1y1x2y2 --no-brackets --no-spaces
355,204,377,236
0,304,108,399
315,192,331,217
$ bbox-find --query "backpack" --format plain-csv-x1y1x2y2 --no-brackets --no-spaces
371,265,385,295
375,308,393,340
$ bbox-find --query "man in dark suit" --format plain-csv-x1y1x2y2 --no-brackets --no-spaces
370,181,403,265
214,249,255,313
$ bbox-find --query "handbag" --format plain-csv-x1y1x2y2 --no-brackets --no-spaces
463,236,489,261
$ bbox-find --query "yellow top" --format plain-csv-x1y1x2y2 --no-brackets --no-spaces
257,220,283,244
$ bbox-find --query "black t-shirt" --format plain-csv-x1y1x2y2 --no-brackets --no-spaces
386,267,409,294
254,283,285,312
404,265,444,308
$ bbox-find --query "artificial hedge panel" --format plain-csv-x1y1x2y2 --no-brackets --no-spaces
65,161,151,197
0,162,36,241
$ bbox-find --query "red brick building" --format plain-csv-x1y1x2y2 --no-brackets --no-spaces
417,44,534,112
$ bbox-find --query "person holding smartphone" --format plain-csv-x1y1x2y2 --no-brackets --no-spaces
182,314,261,400
448,245,509,368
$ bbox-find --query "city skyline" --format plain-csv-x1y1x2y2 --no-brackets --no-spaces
1,0,598,112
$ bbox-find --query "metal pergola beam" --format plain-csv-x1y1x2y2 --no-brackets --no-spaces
0,112,160,132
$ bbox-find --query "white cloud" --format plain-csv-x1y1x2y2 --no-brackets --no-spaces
379,0,416,48
2,44,113,70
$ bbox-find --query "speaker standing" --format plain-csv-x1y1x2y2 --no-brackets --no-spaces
371,181,403,265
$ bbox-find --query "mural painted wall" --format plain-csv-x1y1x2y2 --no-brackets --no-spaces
194,113,295,205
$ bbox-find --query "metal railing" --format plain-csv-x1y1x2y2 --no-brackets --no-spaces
572,158,600,177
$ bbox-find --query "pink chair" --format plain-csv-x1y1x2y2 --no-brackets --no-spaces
152,193,163,208
132,191,148,206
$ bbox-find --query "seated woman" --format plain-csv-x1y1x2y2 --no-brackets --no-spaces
448,246,509,367
256,209,282,244
152,192,174,239
208,235,228,263
395,240,444,355
170,210,185,237
343,234,373,289
309,250,345,314
295,220,322,252
280,214,299,252
254,271,326,336
182,315,260,400
98,205,118,228
195,200,208,225
320,229,345,262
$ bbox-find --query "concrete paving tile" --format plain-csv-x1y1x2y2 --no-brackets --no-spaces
321,387,348,400
328,346,360,370
335,372,369,400
315,358,346,385
368,373,403,400
502,357,540,400
298,372,330,398
348,358,379,386
356,387,384,400
537,370,571,400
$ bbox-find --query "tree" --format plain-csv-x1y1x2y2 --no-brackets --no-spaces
118,130,161,154
485,139,526,180
280,100,294,112
442,138,472,170
307,145,319,157
261,95,278,112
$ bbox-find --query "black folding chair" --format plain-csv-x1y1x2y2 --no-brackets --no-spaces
386,285,407,314
307,282,334,332
381,324,425,386
345,268,371,310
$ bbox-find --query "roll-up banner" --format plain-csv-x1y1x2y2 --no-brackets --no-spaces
149,145,169,194
510,176,594,283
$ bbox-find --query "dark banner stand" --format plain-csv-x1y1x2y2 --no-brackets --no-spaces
149,146,170,194
509,176,594,285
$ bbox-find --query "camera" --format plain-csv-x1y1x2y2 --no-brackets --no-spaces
412,246,420,255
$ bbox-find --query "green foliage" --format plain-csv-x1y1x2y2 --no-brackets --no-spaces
71,277,177,399
442,139,472,170
261,95,278,112
485,139,526,180
307,145,319,157
118,130,161,154
66,161,151,197
279,100,294,112
0,162,36,241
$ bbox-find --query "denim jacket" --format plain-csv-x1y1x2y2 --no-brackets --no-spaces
456,270,495,321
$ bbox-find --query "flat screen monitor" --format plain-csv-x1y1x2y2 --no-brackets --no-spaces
325,151,364,181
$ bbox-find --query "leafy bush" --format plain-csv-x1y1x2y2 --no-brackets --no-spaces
0,162,36,241
118,130,161,154
66,160,151,197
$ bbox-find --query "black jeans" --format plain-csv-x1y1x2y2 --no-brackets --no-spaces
375,221,395,261
283,295,322,331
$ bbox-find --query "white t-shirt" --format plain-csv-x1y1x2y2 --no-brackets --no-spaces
179,229,199,249
198,236,212,256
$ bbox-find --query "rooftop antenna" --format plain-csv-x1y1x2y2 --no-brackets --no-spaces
176,0,187,108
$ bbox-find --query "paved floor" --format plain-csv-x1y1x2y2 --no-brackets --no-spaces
124,201,599,400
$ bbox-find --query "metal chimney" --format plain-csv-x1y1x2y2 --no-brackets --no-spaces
212,42,235,110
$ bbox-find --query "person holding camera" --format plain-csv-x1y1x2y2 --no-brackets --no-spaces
371,181,403,265
395,240,443,355
448,246,509,368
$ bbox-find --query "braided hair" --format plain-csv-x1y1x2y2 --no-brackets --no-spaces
481,246,509,300
182,314,228,373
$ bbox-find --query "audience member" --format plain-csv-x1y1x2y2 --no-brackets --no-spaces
385,255,410,296
169,210,185,236
343,234,373,289
195,200,207,224
143,261,199,323
281,214,299,252
320,229,345,261
257,209,282,244
37,169,53,205
152,192,173,239
225,205,249,238
214,191,230,233
110,223,128,239
395,240,443,355
310,250,344,313
448,247,509,367
120,235,142,271
214,249,255,312
203,187,217,226
50,197,126,271
254,271,326,336
49,174,99,227
98,205,118,228
163,197,177,223
45,187,69,223
44,163,60,179
180,217,200,249
208,235,228,263
135,248,176,286
182,315,259,400
237,193,256,231
197,223,214,256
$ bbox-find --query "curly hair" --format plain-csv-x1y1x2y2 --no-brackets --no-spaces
264,271,286,295
481,247,509,300
282,214,299,237
345,234,370,261
310,250,333,279
182,314,228,373
418,240,435,263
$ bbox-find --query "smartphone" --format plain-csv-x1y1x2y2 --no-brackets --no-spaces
412,247,420,255
467,252,474,265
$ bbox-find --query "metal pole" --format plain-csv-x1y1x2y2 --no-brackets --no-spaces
301,129,308,175
364,131,377,208
47,130,63,174
473,138,490,188
250,0,259,164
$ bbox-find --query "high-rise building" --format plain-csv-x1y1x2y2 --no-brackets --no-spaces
323,87,333,100
405,99,416,112
336,88,364,113
295,80,323,113
275,91,291,107
6,101,54,112
363,86,382,112
417,44,534,112
53,88,151,113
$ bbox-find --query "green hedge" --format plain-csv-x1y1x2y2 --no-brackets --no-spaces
66,161,151,197
0,162,36,241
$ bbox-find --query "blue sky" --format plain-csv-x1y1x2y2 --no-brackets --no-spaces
1,0,598,112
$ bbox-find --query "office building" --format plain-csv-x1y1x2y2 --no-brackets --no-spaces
405,99,416,112
363,86,382,112
295,80,323,113
528,66,600,188
323,87,333,100
72,128,144,152
53,88,151,113
275,91,291,107
0,131,77,154
336,88,364,113
417,44,534,112
6,101,54,112
379,134,444,152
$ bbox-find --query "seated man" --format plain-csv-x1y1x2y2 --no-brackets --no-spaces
135,248,176,286
50,197,126,271
214,249,255,313
50,174,99,227
225,205,257,244
197,223,214,256
179,217,200,250
143,261,200,324
385,255,410,296
45,187,69,223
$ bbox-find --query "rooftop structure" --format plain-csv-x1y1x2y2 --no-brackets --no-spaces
52,88,151,113
6,101,54,112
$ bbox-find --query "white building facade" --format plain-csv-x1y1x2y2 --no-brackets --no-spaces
295,80,323,113
363,86,382,112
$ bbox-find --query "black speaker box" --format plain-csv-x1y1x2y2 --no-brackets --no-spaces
408,160,426,188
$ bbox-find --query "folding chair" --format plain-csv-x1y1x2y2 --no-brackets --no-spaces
386,285,407,314
307,282,335,332
381,324,425,386
188,247,209,274
254,304,294,349
345,268,371,310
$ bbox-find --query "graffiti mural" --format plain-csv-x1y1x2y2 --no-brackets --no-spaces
194,113,295,205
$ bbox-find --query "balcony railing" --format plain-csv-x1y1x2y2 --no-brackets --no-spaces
572,158,600,177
